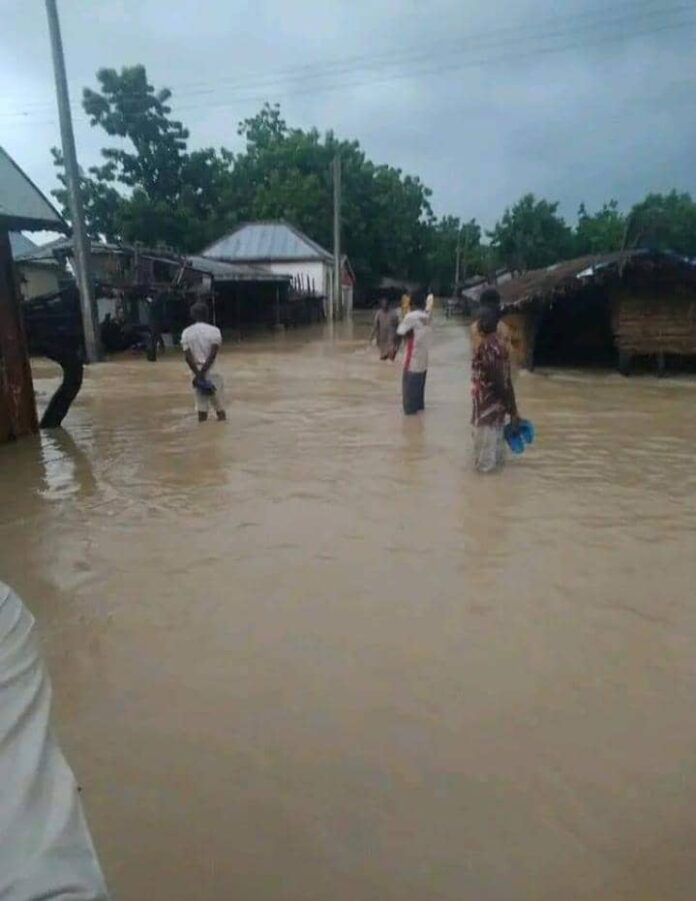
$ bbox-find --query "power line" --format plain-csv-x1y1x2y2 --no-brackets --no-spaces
174,12,696,113
2,5,694,126
1,0,693,120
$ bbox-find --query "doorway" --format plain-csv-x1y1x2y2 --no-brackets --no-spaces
533,285,616,367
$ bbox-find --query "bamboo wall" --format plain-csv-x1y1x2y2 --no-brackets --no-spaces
502,311,534,369
612,288,696,357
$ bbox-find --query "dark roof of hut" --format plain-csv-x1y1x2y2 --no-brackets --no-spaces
499,250,696,310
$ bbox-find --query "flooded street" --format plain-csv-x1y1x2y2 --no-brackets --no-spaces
2,312,696,901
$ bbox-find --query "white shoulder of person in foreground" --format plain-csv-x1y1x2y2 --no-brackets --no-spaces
181,300,227,423
0,580,109,900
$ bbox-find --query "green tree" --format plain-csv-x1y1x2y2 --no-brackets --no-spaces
52,65,233,249
626,191,696,255
425,217,485,292
574,200,625,255
225,103,434,283
488,194,574,271
51,146,122,241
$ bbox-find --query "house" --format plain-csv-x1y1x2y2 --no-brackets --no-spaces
180,255,295,333
201,221,354,317
10,232,68,299
498,250,696,374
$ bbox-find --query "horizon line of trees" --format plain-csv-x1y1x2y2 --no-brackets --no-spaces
51,65,696,292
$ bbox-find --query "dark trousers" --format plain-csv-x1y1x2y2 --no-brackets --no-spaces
402,369,427,415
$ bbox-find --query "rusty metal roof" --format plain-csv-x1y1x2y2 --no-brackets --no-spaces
0,147,67,233
185,254,291,282
201,221,332,262
499,250,696,310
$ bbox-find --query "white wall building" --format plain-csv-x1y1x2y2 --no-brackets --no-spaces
201,221,354,316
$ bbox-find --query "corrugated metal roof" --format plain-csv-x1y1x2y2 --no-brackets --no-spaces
9,232,37,258
201,221,332,262
186,254,291,282
0,147,67,233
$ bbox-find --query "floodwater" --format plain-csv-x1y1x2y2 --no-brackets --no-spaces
2,313,696,901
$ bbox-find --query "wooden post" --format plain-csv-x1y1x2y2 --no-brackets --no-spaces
0,230,38,441
525,313,541,372
274,285,282,329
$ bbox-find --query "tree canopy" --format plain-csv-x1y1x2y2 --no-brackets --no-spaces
52,65,696,290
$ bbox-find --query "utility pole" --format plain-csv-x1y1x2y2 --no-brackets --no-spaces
45,0,101,362
454,234,461,295
454,223,471,296
332,154,341,323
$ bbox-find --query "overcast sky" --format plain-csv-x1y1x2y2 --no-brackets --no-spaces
1,0,694,233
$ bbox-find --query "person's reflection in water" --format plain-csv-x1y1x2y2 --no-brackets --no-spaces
39,429,99,502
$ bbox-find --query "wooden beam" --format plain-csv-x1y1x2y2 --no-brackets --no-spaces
0,230,38,441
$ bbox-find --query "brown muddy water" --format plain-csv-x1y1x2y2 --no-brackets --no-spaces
2,313,696,901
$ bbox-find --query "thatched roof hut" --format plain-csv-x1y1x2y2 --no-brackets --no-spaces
497,250,696,374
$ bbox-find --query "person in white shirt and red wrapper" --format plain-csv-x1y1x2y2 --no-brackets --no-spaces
397,292,433,415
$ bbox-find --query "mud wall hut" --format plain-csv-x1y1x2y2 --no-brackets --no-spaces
498,250,696,374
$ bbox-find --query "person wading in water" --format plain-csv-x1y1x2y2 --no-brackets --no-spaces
471,305,520,472
397,293,432,415
369,297,400,361
181,301,227,423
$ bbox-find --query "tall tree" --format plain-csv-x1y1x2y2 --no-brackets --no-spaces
426,217,485,292
626,191,696,256
52,65,233,249
574,200,625,255
226,103,434,283
488,194,574,272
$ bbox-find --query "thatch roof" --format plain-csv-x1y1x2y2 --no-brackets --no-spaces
499,253,624,309
499,250,696,311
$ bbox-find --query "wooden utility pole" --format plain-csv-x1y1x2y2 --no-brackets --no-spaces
332,154,341,322
45,0,101,362
454,234,461,294
0,231,38,440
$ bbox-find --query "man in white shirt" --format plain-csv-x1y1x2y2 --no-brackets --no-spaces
180,301,226,422
397,293,432,415
0,581,109,900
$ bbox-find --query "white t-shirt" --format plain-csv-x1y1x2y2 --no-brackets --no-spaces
180,322,222,374
397,310,432,373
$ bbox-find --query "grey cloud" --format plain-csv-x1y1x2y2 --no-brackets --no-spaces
1,0,694,233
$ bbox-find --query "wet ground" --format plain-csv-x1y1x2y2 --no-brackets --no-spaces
2,313,696,901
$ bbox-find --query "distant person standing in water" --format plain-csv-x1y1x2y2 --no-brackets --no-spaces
181,301,227,423
471,305,520,472
397,293,432,415
370,298,399,360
